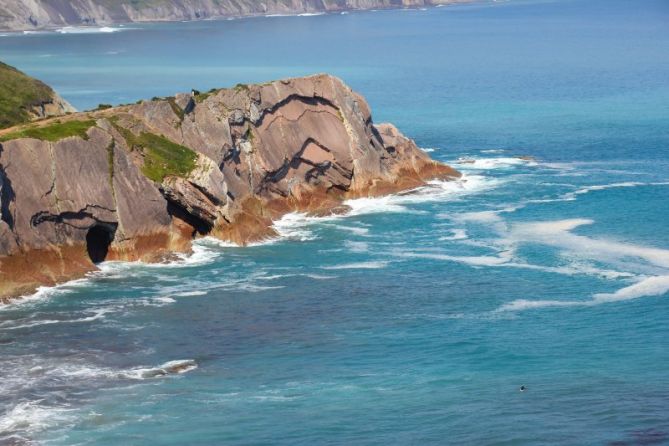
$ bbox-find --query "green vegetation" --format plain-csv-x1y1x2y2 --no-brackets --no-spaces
0,120,96,142
166,97,185,122
112,122,197,182
0,61,58,129
194,88,219,103
234,83,249,92
106,140,115,188
96,103,113,110
245,127,255,143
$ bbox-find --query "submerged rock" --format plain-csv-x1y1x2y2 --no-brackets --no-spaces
0,74,460,300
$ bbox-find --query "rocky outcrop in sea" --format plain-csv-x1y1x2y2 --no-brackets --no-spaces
0,74,459,300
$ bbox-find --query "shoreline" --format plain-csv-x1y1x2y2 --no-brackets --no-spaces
1,172,478,307
0,1,476,34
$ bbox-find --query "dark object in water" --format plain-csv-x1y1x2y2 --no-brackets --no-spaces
519,385,526,392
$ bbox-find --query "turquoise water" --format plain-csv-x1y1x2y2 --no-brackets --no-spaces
1,0,669,444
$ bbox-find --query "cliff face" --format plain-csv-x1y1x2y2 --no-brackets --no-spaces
0,62,75,129
0,0,468,31
0,74,459,300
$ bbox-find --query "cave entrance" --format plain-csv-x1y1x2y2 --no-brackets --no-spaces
86,224,117,264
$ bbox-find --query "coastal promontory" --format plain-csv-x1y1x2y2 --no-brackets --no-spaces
0,73,459,300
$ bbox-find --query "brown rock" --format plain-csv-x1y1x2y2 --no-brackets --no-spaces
0,74,460,301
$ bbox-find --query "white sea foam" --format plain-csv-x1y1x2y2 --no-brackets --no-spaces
4,308,111,330
152,296,176,304
344,240,369,253
438,229,468,241
452,157,537,170
333,224,370,236
174,290,208,297
344,196,409,215
344,174,499,216
498,275,669,312
272,212,324,241
56,26,124,34
122,359,198,379
303,274,336,280
510,219,669,269
322,261,389,270
0,401,75,439
397,251,513,266
592,275,669,303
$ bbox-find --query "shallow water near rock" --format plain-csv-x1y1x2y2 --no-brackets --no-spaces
1,0,669,444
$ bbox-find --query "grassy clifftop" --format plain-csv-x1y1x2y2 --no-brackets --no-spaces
0,62,71,129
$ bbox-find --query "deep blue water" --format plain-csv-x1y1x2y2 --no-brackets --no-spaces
1,0,669,444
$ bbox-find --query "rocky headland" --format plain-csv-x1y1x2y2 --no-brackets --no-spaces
0,73,459,301
0,0,471,32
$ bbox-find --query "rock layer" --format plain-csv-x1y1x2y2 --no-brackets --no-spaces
0,0,471,31
0,74,459,300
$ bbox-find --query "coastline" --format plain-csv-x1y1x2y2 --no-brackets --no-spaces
0,1,475,33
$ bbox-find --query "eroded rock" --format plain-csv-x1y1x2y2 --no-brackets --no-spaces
0,74,460,300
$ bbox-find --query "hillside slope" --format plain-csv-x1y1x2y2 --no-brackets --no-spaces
0,62,75,129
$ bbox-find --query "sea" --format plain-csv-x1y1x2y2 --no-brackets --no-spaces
1,0,668,444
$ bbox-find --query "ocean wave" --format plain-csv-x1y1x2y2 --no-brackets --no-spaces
344,174,499,216
267,174,496,243
272,212,333,241
0,278,91,311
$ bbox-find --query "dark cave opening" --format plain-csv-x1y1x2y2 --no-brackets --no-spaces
167,202,213,236
86,224,117,264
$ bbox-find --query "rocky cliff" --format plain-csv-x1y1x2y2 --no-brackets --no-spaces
0,62,75,129
0,74,459,300
0,0,469,31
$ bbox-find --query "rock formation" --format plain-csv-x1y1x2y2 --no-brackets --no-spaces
0,74,459,301
0,0,471,31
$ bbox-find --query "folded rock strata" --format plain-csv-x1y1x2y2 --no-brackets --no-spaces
0,74,459,300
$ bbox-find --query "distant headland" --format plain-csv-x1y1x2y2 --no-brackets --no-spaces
0,0,472,32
